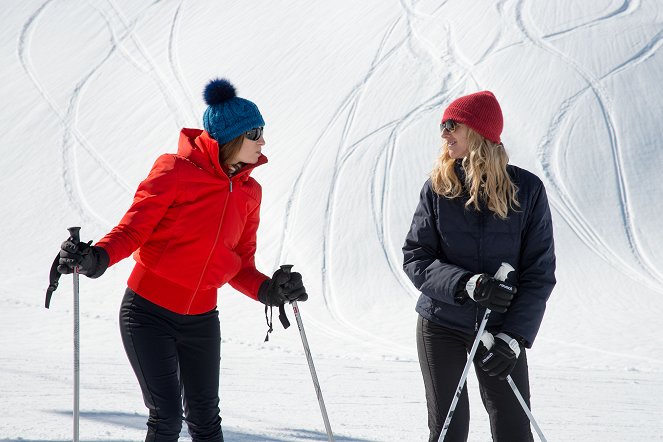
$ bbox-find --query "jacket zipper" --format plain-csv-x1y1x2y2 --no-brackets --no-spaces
476,210,485,332
186,177,233,313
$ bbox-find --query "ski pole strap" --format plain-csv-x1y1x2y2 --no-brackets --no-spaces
264,305,274,342
45,253,62,308
263,303,291,342
279,303,290,329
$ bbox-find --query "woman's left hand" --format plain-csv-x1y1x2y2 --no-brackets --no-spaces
258,269,308,305
476,332,522,380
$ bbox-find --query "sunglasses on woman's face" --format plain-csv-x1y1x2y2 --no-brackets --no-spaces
440,120,458,134
244,126,264,141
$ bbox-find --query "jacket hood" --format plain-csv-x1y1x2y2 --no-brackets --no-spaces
177,128,267,178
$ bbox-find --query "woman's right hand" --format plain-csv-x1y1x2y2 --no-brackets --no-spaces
58,239,109,278
465,274,516,313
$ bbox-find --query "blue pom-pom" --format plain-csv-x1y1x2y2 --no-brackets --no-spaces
204,78,236,105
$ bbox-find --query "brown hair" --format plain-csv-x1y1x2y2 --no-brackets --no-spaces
430,126,519,219
218,134,245,174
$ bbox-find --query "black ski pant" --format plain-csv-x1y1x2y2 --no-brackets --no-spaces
417,316,534,442
119,289,223,442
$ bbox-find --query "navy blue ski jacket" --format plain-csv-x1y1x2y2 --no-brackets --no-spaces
402,163,556,347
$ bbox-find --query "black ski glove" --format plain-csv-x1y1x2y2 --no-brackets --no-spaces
476,332,522,380
258,268,308,306
58,239,109,278
465,274,516,313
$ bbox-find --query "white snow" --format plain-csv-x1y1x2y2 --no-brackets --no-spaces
1,1,662,440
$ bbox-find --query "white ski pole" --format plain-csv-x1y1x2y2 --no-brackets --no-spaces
438,262,514,442
280,265,335,442
506,375,548,442
478,331,548,441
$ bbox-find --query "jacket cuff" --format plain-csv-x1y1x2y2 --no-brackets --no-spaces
257,279,270,305
89,246,110,279
454,273,472,304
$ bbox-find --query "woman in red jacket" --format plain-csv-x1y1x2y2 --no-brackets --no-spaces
56,79,308,442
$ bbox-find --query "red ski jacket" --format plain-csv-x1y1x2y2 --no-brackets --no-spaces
96,128,269,314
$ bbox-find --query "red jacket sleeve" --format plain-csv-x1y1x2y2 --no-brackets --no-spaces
95,155,178,266
228,202,269,300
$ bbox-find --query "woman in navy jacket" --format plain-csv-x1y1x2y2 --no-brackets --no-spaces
403,91,556,442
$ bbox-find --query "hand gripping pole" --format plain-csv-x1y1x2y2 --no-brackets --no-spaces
438,262,514,441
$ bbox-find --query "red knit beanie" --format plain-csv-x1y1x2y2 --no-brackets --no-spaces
442,91,503,143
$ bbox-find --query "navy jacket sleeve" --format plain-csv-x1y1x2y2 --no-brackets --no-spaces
502,179,556,347
402,180,471,304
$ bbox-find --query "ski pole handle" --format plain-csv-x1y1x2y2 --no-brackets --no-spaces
45,227,82,308
68,226,81,243
495,262,515,282
280,264,294,275
68,227,81,275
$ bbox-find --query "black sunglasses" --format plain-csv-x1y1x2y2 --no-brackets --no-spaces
244,126,264,141
440,120,458,134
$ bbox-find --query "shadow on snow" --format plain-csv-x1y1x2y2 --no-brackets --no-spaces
2,410,374,442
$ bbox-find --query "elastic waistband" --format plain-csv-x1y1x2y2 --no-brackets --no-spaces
127,262,217,315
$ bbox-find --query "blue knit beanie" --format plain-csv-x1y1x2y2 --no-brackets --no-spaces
202,79,265,144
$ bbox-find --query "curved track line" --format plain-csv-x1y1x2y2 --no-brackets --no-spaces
317,18,416,353
514,0,663,291
541,0,640,39
103,0,192,128
18,0,134,228
274,18,406,272
272,16,418,354
168,0,199,124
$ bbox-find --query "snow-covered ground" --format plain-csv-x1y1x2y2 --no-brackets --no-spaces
1,1,662,440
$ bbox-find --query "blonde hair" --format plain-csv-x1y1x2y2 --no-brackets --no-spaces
430,127,519,219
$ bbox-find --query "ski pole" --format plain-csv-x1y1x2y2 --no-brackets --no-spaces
57,227,81,442
280,265,335,442
439,262,514,442
68,227,81,442
476,331,548,441
506,375,548,442
45,227,82,441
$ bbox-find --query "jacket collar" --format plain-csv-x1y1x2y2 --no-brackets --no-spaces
177,128,268,178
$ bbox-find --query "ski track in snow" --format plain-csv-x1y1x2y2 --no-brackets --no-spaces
19,0,662,354
541,0,640,39
18,0,133,229
513,0,663,293
6,2,663,441
19,0,199,230
270,13,422,353
167,0,199,125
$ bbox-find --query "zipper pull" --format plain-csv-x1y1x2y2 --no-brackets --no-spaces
229,180,233,192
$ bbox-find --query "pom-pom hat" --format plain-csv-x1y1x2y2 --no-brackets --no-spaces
202,79,265,144
442,91,503,143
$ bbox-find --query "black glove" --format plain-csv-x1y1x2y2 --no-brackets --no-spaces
465,274,516,313
476,332,522,380
58,239,109,278
258,268,308,306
